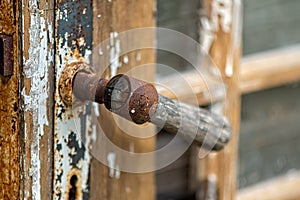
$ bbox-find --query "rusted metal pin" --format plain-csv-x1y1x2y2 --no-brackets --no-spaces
71,67,231,151
0,35,13,77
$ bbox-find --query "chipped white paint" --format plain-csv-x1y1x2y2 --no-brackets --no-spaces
21,1,54,199
123,55,129,64
99,47,103,55
109,32,122,77
107,152,116,177
225,54,233,77
53,4,95,200
92,125,97,142
136,52,142,61
107,152,121,179
211,0,232,33
54,117,92,199
93,102,100,117
225,0,242,77
114,31,118,38
200,0,233,76
200,0,233,50
115,165,121,179
200,18,216,54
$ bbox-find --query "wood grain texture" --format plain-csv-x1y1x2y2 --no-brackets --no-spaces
0,1,20,199
21,1,55,199
91,1,156,199
195,0,242,199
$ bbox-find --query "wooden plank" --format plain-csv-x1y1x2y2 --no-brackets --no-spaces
237,171,300,200
0,1,20,199
91,0,156,200
158,45,300,103
21,0,55,199
54,1,93,199
240,45,300,93
194,0,242,199
156,71,223,105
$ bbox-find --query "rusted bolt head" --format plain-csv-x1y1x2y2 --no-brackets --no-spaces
104,74,158,124
59,61,94,107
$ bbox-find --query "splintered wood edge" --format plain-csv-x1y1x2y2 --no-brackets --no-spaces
157,45,300,104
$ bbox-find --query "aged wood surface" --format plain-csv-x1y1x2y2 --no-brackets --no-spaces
54,0,94,199
91,0,156,199
195,0,242,199
0,0,20,199
158,45,300,105
21,1,55,199
157,71,224,106
237,171,300,200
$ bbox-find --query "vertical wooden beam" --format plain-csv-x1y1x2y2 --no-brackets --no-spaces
91,0,156,200
0,1,20,199
195,0,242,199
54,0,93,199
21,0,55,199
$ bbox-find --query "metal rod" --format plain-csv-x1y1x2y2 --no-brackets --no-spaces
72,71,231,151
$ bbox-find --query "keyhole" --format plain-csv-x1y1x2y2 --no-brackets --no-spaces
69,175,78,200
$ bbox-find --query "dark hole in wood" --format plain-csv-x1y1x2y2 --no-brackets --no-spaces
69,175,78,200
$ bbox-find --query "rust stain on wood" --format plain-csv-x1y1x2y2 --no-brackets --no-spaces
0,0,20,199
65,169,83,200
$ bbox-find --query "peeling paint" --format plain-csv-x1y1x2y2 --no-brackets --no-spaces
123,55,129,64
109,32,122,77
226,0,242,77
21,1,54,199
200,0,234,78
107,152,116,178
107,152,121,179
211,0,232,33
54,0,94,199
200,0,232,53
136,52,142,62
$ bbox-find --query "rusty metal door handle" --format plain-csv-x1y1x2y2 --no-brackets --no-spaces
60,62,231,151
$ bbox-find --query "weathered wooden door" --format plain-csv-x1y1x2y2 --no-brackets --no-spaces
0,0,243,199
